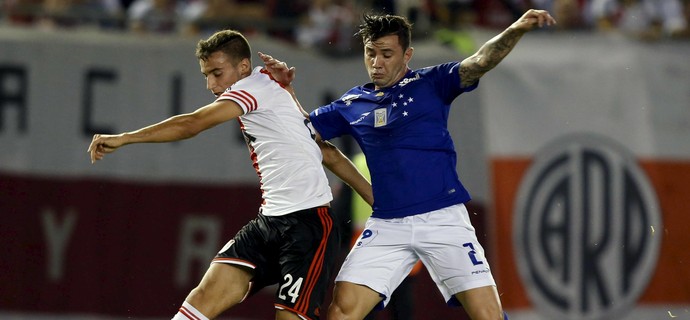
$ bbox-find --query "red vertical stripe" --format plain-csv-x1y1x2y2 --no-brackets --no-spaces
294,207,333,314
237,118,265,204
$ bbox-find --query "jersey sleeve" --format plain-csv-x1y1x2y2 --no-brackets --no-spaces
214,68,273,114
309,102,350,141
423,62,478,105
215,88,258,114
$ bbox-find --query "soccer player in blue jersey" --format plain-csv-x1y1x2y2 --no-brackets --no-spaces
262,9,556,320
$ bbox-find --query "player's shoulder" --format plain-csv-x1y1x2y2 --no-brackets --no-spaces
233,67,275,89
415,62,460,77
329,86,366,106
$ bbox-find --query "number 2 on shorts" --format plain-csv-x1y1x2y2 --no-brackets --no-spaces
463,242,484,266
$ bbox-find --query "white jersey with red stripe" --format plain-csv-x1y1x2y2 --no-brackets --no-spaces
216,66,333,216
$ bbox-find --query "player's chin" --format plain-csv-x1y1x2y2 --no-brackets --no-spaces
372,79,388,88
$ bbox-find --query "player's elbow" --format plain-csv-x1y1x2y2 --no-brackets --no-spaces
471,55,492,72
320,142,341,167
176,115,206,139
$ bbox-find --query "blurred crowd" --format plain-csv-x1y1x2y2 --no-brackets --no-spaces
2,0,689,55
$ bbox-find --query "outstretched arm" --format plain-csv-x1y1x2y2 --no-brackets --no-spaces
88,101,243,163
459,9,556,88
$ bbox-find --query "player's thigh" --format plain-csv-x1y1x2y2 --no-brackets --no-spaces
415,205,495,300
336,217,418,305
454,285,504,320
276,309,303,320
195,263,253,299
328,281,383,320
186,263,254,317
275,207,339,318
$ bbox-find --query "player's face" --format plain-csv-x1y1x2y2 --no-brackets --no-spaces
200,51,249,97
363,34,413,90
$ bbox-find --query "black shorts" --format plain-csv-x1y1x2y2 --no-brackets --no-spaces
214,206,340,320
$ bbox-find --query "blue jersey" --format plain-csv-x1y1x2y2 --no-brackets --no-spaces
310,62,478,219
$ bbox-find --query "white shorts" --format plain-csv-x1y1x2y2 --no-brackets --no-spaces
335,203,496,307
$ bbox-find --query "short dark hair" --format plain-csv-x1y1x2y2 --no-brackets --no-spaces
195,29,251,64
356,14,412,51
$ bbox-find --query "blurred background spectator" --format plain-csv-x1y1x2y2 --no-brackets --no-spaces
1,0,688,45
392,0,434,38
433,0,478,56
266,0,308,42
180,0,266,36
2,0,123,29
296,0,357,56
589,0,689,40
127,0,178,33
685,0,690,37
3,0,45,25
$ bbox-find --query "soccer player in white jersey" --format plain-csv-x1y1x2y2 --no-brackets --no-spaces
88,30,373,320
261,9,556,320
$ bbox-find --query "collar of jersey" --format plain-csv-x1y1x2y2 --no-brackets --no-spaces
362,68,414,94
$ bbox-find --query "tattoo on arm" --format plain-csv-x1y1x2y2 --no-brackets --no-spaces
459,59,484,88
460,28,525,88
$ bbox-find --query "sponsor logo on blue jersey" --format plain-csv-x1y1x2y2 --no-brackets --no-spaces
341,94,361,103
350,112,371,125
398,73,420,87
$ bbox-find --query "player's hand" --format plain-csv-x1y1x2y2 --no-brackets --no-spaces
258,52,295,86
88,134,124,163
511,9,556,32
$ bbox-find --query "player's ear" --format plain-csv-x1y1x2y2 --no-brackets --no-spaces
404,47,414,65
239,57,251,74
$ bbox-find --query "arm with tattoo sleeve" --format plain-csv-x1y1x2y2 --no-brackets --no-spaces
459,9,557,88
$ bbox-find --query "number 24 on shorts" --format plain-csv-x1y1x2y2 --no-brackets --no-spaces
278,274,303,303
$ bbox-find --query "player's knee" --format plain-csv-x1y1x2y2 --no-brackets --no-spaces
187,281,246,310
186,285,212,306
326,301,347,320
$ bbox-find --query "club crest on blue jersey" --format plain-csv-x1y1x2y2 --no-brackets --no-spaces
374,108,387,127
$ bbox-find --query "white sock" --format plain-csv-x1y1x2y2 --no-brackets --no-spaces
171,301,209,320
